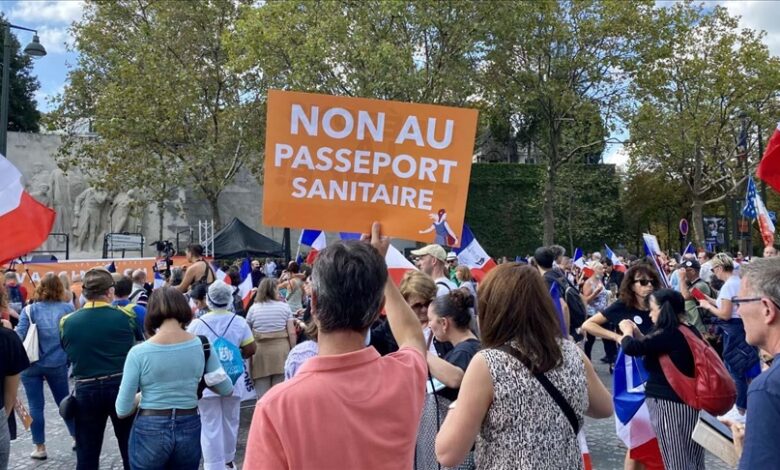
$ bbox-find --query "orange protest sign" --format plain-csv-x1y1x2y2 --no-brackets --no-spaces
263,90,478,246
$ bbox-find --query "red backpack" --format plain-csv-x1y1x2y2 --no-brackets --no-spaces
660,325,736,415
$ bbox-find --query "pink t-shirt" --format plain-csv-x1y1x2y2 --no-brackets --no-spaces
244,346,426,470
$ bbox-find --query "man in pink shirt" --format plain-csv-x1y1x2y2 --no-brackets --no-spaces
244,222,427,470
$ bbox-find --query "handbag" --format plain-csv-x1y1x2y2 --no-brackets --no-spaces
22,304,39,363
659,325,736,415
59,389,77,420
498,344,580,435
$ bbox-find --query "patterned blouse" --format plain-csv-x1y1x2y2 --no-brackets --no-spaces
475,339,587,470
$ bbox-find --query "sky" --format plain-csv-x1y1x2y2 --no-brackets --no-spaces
1,0,778,167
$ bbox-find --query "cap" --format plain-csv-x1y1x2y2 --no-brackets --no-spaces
411,244,447,262
82,268,115,293
446,252,458,261
207,280,234,309
681,259,701,270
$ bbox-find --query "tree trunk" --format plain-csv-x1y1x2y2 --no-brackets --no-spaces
691,199,705,247
157,197,165,242
543,167,556,246
207,195,222,229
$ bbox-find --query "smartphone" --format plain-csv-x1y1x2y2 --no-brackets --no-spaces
691,287,706,301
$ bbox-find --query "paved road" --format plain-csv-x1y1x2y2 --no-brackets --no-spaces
9,340,733,469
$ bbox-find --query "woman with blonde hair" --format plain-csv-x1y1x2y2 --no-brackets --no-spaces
58,271,79,309
16,273,75,459
436,264,613,469
246,278,296,398
371,271,438,356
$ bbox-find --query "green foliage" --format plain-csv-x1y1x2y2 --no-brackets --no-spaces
49,0,263,226
625,3,780,245
0,16,42,133
466,163,623,257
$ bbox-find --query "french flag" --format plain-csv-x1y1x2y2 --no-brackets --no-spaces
299,229,327,264
237,258,255,309
604,244,626,273
0,155,56,265
453,224,496,282
153,272,165,290
613,350,664,469
339,232,416,285
683,242,696,256
573,248,585,269
214,265,229,283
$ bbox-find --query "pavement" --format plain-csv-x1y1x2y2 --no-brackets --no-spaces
8,339,734,469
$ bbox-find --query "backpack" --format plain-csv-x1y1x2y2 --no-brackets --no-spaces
659,325,737,415
200,315,245,384
232,287,246,317
564,285,587,333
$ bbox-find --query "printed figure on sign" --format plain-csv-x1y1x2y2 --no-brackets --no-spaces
419,209,459,247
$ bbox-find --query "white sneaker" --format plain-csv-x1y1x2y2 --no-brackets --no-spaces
30,449,47,460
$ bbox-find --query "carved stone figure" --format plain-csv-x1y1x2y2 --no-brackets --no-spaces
72,187,109,252
48,168,73,237
27,164,52,207
110,189,137,233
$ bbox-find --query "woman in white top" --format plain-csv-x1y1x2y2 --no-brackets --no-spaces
246,278,296,399
698,253,758,413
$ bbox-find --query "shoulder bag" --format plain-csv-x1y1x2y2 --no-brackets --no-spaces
22,304,39,363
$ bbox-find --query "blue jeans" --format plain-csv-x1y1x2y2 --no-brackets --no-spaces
21,363,75,444
129,413,202,470
74,377,133,470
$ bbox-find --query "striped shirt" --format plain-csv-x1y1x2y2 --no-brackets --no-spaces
246,301,293,333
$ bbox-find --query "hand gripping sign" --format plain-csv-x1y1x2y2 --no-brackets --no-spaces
263,90,478,247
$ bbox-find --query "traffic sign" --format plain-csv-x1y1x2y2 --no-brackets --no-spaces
679,219,689,236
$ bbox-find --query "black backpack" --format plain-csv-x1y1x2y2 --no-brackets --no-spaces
564,284,588,339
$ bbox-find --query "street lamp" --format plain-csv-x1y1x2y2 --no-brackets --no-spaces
0,23,46,156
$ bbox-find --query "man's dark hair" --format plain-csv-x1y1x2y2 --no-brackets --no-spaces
115,276,133,298
311,241,387,333
604,257,613,267
549,245,566,260
187,244,204,257
227,267,241,286
533,247,555,270
703,251,715,260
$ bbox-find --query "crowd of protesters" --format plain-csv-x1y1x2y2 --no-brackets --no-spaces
1,228,780,470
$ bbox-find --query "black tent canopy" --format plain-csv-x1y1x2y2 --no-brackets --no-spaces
212,218,285,259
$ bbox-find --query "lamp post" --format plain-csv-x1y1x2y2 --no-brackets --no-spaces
0,22,46,156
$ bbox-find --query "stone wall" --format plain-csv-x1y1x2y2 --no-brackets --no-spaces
6,131,415,260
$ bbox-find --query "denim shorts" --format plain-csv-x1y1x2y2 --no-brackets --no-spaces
129,412,202,470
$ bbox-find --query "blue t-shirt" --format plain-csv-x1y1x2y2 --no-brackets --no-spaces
740,355,780,469
115,337,233,417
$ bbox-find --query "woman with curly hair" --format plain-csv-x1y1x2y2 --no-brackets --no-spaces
0,284,20,328
16,273,76,460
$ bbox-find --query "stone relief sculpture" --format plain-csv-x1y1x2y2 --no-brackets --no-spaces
48,168,74,237
110,189,138,233
72,187,109,252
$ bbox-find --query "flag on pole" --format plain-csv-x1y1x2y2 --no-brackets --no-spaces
237,258,255,309
573,248,585,269
613,350,664,469
757,122,780,193
453,224,497,282
604,245,626,273
683,243,696,256
0,154,56,265
299,229,327,264
743,176,776,247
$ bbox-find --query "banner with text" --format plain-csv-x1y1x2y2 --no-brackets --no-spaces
263,90,479,246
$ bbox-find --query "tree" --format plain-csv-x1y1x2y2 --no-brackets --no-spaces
481,0,660,245
0,14,42,133
230,0,484,112
49,0,263,228
626,4,780,246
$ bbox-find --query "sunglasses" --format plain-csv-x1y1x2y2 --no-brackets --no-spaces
410,301,432,310
633,279,653,286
